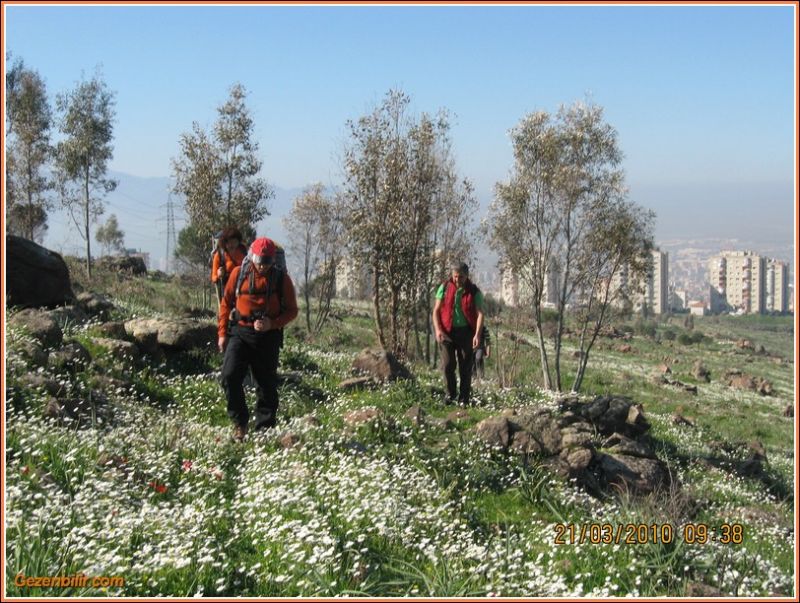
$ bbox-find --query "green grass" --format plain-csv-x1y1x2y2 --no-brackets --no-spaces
4,274,795,597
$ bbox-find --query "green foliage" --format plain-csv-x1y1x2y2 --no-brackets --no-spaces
677,330,706,345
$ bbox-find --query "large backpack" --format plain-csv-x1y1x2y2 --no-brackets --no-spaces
231,244,288,345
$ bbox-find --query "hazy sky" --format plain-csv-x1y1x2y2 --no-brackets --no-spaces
4,3,797,257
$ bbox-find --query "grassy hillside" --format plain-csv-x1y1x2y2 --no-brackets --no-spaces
4,271,795,597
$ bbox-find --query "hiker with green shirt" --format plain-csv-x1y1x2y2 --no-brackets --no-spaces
432,262,485,406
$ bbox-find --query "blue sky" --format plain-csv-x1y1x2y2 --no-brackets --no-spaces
3,3,796,263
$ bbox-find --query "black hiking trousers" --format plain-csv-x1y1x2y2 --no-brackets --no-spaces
221,326,281,430
440,326,474,404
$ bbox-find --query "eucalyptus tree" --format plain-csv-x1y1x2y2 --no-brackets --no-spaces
214,83,270,241
95,213,125,256
55,73,117,278
487,100,653,392
172,83,271,265
341,90,476,357
284,183,343,334
5,57,54,241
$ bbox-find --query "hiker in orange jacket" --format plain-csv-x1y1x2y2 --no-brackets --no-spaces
211,227,247,303
218,237,298,441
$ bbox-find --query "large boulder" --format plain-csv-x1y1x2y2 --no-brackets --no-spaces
7,235,75,308
124,317,216,352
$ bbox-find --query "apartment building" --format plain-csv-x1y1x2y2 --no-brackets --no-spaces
610,249,670,315
766,259,789,314
706,251,767,314
499,259,559,308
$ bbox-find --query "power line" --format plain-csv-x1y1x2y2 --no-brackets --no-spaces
165,192,177,274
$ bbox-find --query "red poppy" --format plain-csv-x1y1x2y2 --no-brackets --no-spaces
148,480,168,494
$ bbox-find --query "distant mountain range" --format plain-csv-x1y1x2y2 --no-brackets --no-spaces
41,171,794,277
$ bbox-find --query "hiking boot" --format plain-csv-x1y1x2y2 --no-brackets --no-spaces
232,424,248,442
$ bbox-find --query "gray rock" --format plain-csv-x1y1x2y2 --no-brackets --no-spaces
338,377,375,391
18,374,64,396
95,321,128,340
404,405,426,427
692,360,711,382
77,292,115,319
43,390,112,427
562,447,593,472
124,317,216,351
47,305,89,329
602,433,655,458
11,339,49,367
8,309,63,348
92,337,141,362
597,452,671,495
352,348,413,382
475,417,512,449
48,341,92,372
509,431,544,455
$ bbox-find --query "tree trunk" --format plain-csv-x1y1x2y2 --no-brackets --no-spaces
372,264,386,349
534,320,552,390
304,233,312,333
389,285,401,357
84,167,92,279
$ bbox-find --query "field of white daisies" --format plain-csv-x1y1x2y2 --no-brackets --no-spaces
4,287,796,597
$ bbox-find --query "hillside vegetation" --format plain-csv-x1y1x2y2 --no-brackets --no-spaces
4,269,795,597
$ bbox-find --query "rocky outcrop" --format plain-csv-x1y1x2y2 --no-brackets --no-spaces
473,396,673,496
7,235,75,308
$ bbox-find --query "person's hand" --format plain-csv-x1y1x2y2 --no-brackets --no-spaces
472,334,480,349
254,317,272,332
217,267,225,279
485,348,491,359
435,330,444,343
218,336,227,353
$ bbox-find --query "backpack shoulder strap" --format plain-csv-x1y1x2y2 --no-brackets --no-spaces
234,257,252,298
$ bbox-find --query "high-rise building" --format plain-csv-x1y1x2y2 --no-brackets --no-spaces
706,251,766,314
499,259,559,308
766,259,789,314
609,249,669,314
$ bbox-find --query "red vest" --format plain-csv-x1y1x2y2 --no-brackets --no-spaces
440,280,479,334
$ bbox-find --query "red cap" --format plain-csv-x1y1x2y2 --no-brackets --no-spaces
250,237,277,265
